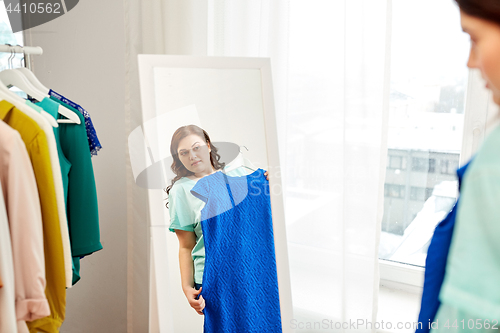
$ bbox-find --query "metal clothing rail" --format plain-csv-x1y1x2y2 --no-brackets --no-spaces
0,45,43,55
0,45,43,70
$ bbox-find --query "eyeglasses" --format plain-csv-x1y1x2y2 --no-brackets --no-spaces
177,144,209,159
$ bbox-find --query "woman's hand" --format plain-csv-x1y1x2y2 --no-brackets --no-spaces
184,287,205,315
264,170,269,181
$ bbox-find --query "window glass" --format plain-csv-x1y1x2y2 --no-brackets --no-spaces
378,0,469,267
0,5,24,67
0,5,25,97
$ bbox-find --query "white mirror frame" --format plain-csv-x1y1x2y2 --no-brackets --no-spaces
137,55,294,333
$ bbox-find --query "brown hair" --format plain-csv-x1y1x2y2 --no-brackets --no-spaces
164,125,225,208
455,0,500,25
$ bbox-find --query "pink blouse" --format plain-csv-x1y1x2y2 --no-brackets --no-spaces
0,120,49,322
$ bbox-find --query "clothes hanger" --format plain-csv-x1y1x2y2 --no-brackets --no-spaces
18,56,81,124
16,51,49,92
239,146,258,172
0,68,47,101
0,78,58,127
0,50,58,127
0,47,80,124
16,67,49,93
0,68,80,124
223,147,258,173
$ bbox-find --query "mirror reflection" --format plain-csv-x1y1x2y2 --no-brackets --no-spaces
141,62,288,332
165,125,281,332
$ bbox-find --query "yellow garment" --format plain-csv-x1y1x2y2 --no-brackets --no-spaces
0,100,66,332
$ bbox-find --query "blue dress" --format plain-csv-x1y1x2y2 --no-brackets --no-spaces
191,168,282,333
416,161,470,333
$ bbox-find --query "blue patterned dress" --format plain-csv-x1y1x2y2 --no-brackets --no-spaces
191,168,282,333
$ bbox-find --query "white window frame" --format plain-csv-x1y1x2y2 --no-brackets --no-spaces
379,69,498,292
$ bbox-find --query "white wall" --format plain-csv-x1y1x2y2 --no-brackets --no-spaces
25,1,139,331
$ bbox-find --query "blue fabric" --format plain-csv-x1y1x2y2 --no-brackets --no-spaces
416,161,471,333
191,168,282,333
48,89,102,157
195,283,203,300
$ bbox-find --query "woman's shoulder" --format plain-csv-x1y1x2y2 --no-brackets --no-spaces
168,177,206,215
169,177,196,197
468,125,500,175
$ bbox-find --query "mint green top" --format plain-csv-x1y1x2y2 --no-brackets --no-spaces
26,100,43,113
432,124,500,329
168,166,253,284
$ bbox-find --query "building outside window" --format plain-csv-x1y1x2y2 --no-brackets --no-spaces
378,0,468,268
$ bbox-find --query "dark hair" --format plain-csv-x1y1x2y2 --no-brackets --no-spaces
455,0,500,25
164,125,225,208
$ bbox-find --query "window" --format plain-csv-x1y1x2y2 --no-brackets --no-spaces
409,187,434,201
425,188,434,201
385,184,405,198
389,156,402,169
388,155,407,170
379,0,469,269
0,5,25,97
0,7,24,69
409,187,424,201
411,157,428,172
440,159,460,175
411,157,435,173
429,158,436,173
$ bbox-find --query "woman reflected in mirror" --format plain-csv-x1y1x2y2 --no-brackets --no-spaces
164,125,268,316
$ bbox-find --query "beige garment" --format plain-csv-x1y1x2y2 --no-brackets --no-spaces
0,101,67,332
17,321,29,333
0,119,49,322
0,178,17,332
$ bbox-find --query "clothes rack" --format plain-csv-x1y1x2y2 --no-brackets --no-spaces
0,45,43,70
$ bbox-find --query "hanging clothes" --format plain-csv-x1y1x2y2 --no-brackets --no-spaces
48,89,102,156
0,118,50,326
31,97,74,287
0,177,18,333
51,98,102,285
0,101,66,333
191,168,282,333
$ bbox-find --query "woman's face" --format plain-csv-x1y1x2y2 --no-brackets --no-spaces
461,10,500,105
176,134,213,175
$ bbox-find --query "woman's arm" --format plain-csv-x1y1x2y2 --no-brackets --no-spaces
175,229,196,291
175,229,205,315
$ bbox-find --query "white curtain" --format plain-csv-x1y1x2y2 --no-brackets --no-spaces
124,0,391,331
207,0,391,330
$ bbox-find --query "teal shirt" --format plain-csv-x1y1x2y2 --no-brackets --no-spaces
51,98,102,285
168,166,254,284
433,124,500,327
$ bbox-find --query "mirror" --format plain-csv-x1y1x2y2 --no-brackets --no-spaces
134,55,293,332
